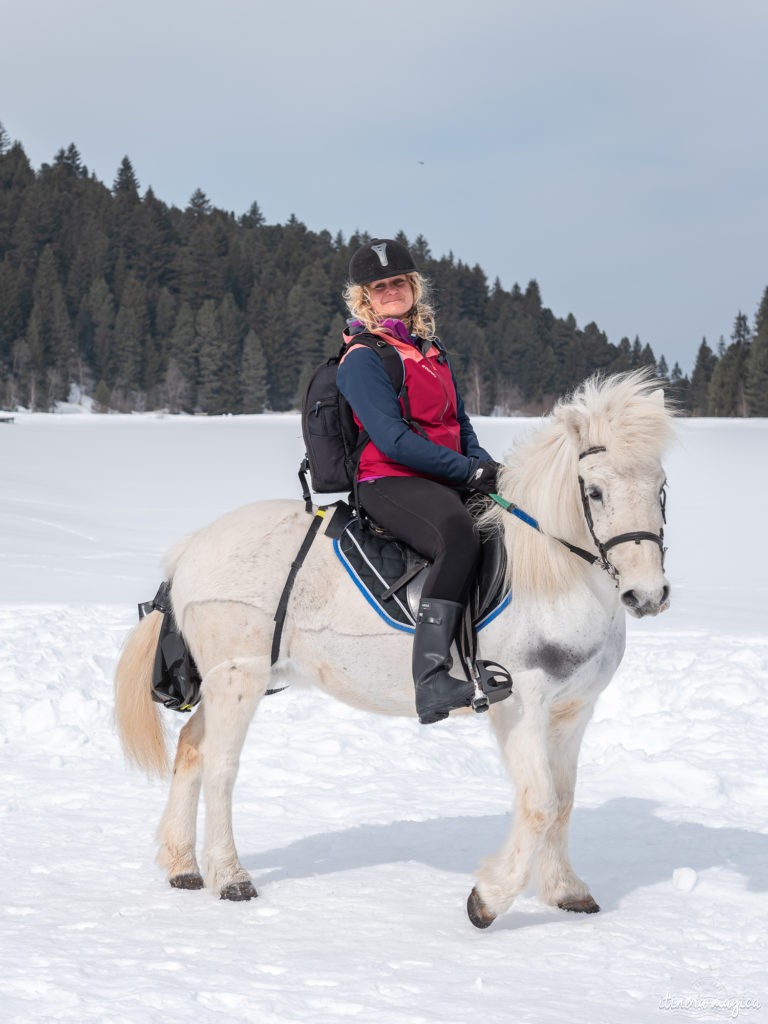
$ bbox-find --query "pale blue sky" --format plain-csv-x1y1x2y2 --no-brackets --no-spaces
3,0,767,374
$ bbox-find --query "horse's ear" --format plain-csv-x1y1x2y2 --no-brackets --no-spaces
650,387,665,408
559,406,588,447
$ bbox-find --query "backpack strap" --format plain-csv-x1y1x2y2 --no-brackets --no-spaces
342,332,404,395
340,332,432,515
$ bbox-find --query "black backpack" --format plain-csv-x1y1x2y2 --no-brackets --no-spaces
300,333,405,494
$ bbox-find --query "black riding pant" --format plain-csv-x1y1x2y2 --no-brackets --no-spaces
358,476,480,605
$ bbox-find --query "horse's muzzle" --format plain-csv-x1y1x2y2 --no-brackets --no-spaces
621,583,670,618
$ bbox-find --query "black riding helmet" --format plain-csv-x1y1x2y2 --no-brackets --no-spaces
348,238,417,285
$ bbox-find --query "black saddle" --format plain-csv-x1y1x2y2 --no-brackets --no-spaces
330,505,510,633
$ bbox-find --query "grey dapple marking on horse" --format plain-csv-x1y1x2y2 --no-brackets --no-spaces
114,371,675,927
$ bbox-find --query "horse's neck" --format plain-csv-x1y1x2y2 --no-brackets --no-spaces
504,517,589,600
501,454,593,600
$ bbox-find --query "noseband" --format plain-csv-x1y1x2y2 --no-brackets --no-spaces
577,445,667,582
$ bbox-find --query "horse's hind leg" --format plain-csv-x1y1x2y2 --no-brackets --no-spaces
156,706,206,890
198,658,267,901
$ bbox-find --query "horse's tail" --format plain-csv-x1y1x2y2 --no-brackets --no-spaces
114,610,169,778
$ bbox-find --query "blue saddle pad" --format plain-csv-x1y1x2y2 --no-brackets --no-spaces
333,513,510,634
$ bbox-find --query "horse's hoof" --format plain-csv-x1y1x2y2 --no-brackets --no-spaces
220,880,258,902
467,887,496,929
169,872,204,890
558,895,600,914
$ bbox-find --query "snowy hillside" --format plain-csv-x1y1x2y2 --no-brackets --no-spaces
1,413,766,1024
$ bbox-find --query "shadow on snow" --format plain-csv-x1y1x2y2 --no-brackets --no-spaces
242,797,768,912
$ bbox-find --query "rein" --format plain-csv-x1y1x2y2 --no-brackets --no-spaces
490,445,667,584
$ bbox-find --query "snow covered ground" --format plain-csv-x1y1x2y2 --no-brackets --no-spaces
1,411,766,1024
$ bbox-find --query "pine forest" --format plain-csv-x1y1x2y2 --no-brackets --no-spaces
1,126,766,416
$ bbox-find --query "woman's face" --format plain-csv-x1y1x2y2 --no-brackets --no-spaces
367,275,414,320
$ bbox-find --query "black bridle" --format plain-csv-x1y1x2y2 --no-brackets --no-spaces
490,445,668,585
576,445,667,582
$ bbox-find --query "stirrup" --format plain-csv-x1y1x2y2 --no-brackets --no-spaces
470,660,513,715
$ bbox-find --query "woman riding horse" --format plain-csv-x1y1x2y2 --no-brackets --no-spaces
337,238,512,725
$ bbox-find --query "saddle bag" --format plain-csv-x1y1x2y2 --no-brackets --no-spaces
139,582,202,713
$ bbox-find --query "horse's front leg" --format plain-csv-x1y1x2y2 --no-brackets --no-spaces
468,687,558,928
535,700,600,914
197,658,267,901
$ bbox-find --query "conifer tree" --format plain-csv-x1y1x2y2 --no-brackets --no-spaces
0,259,22,361
176,213,227,305
135,188,176,287
195,299,240,413
581,322,613,375
630,336,643,367
162,359,190,413
168,302,197,409
154,287,177,350
708,312,751,416
731,310,751,347
284,264,332,409
708,345,749,416
323,313,346,358
113,156,140,195
110,275,148,398
194,300,219,407
523,279,542,317
54,143,88,180
688,339,717,415
745,287,768,415
25,245,74,407
187,188,212,218
240,329,268,413
111,157,142,294
612,338,633,373
81,277,115,382
66,207,111,310
215,293,244,412
239,201,265,228
638,343,654,368
667,362,689,408
93,378,111,412
0,132,35,266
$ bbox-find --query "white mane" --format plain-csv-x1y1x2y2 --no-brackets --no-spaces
478,371,677,597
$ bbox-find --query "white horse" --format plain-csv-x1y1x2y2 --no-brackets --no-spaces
115,371,674,928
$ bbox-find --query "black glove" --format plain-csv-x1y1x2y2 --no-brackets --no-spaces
467,460,501,495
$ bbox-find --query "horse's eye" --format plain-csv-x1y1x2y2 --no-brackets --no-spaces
587,486,603,502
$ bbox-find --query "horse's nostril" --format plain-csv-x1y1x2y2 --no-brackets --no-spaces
660,584,670,605
621,589,638,610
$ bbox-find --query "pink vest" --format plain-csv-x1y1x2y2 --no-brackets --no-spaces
342,328,462,480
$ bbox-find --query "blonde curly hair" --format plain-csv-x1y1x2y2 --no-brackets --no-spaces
342,272,437,341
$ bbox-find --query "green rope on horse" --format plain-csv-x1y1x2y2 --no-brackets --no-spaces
489,493,541,532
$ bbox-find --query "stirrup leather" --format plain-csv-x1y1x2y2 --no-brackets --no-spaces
456,602,514,715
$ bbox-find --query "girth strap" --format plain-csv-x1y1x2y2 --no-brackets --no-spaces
270,509,325,670
270,502,349,671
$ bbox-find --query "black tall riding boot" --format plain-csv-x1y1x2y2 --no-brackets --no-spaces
412,598,474,725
